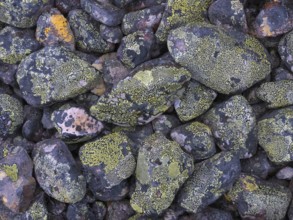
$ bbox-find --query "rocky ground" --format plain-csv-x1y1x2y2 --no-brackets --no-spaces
0,0,293,219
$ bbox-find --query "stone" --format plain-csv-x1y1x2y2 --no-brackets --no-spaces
66,202,95,220
152,114,181,137
193,207,233,220
106,200,136,220
92,201,107,220
203,95,257,159
33,139,86,203
100,24,123,44
130,133,194,215
279,29,293,72
272,67,293,81
0,63,18,85
168,23,271,94
276,167,293,180
21,193,48,220
16,46,101,107
55,0,81,14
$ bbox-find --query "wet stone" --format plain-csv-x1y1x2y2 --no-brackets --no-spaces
130,133,194,215
276,167,293,180
152,114,181,137
227,173,292,220
174,81,217,122
100,24,123,44
168,23,271,94
68,9,115,54
36,8,75,50
16,46,101,107
33,139,86,203
203,95,257,159
106,200,136,220
90,63,191,126
279,29,293,72
0,26,41,64
55,0,81,14
171,121,216,161
176,152,241,214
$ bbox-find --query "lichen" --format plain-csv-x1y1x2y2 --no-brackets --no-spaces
0,164,18,182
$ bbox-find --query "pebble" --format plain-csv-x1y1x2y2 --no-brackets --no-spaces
279,29,293,72
152,114,181,137
276,167,293,180
100,24,123,44
106,200,136,220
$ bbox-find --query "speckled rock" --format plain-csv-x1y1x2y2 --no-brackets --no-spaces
0,0,54,28
258,107,293,163
171,121,216,160
36,8,75,50
276,167,293,180
279,30,293,72
100,24,123,44
51,104,104,144
168,23,271,94
55,0,81,14
176,152,241,214
174,81,217,122
16,46,101,107
22,193,48,220
33,139,86,203
90,63,191,126
0,94,24,138
107,200,136,220
0,26,41,64
256,80,293,108
227,174,292,219
130,133,194,215
68,9,115,53
152,114,181,137
80,0,125,26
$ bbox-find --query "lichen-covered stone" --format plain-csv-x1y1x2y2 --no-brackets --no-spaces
227,174,292,219
22,193,48,220
130,133,194,215
100,24,123,44
174,81,217,122
0,26,41,64
66,202,95,220
256,80,293,108
279,29,293,72
106,200,136,220
152,114,181,137
168,23,271,94
51,104,104,144
176,152,241,214
0,0,54,28
33,139,86,203
36,8,75,50
90,63,191,126
55,0,81,14
92,201,107,220
203,95,257,159
16,46,101,107
171,121,216,160
0,94,24,138
257,106,293,163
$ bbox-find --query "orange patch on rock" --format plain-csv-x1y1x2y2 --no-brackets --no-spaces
50,14,74,43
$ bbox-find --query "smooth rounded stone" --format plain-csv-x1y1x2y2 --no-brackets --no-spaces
106,200,136,220
80,0,125,26
66,202,95,220
227,174,292,220
130,133,194,215
0,0,54,28
152,114,181,137
16,46,101,107
168,23,271,94
174,81,217,122
155,0,212,43
100,24,123,44
272,67,293,81
21,193,48,220
68,9,115,53
256,80,293,108
0,63,18,85
208,0,247,31
257,107,293,163
279,30,293,72
36,8,75,50
55,0,81,14
122,5,164,35
51,104,104,144
176,152,241,214
203,95,257,159
0,26,41,64
193,207,233,220
117,30,155,68
0,94,24,138
171,121,216,160
33,139,86,203
90,63,191,126
79,132,136,189
276,167,293,180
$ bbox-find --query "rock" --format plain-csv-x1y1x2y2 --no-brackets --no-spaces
122,5,164,35
68,9,115,53
256,80,293,108
168,23,271,94
113,0,135,8
21,193,48,220
0,26,41,64
80,0,125,26
279,29,293,72
51,104,104,144
117,30,155,68
176,152,241,214
55,0,81,14
36,8,75,50
90,62,191,126
16,46,101,107
227,173,292,219
92,201,107,220
107,200,136,220
130,133,194,215
0,94,24,138
0,0,54,28
126,0,167,11
171,121,216,160
152,114,181,137
258,107,293,163
0,63,18,85
272,67,293,81
100,24,123,44
174,81,217,122
203,95,257,159
47,197,66,216
33,139,86,203
66,202,95,220
193,207,233,220
276,167,293,180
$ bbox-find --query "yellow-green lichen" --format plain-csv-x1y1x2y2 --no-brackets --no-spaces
0,164,18,182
